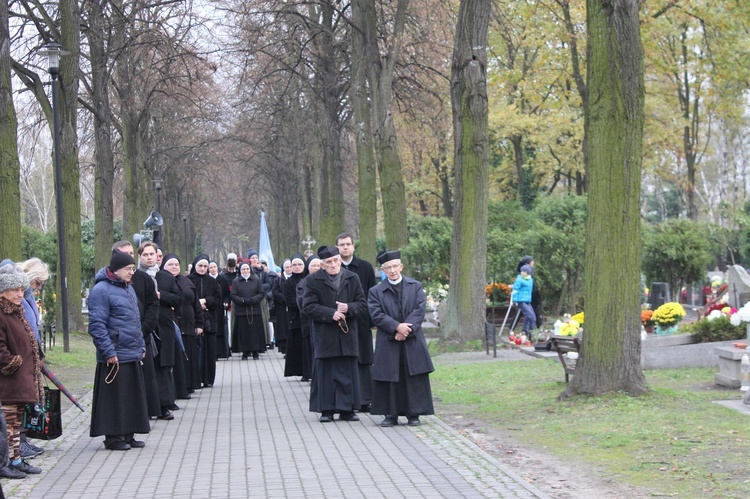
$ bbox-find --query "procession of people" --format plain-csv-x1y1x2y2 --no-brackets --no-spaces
0,230,438,487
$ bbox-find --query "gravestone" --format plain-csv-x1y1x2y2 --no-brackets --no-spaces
726,265,750,308
649,282,670,309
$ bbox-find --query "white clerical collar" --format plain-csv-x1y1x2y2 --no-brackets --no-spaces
341,257,353,266
388,276,403,285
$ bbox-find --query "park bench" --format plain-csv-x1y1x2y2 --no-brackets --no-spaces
549,335,582,382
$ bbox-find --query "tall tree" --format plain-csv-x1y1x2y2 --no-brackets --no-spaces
0,0,21,261
563,0,646,397
441,0,491,342
59,0,84,333
81,0,116,270
351,0,377,262
361,0,409,250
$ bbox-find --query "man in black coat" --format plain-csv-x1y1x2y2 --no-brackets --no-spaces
335,232,376,413
302,245,367,423
113,241,161,419
368,250,434,427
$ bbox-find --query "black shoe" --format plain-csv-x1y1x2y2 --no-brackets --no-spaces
20,440,44,458
157,411,174,421
407,416,421,426
11,459,41,474
128,439,146,448
359,404,371,413
0,465,26,479
104,441,131,451
380,416,399,427
319,412,334,423
168,403,180,411
241,353,248,360
252,352,259,359
339,412,360,422
204,383,213,388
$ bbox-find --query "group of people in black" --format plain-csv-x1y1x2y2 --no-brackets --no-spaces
83,240,229,452
244,232,435,427
83,228,439,456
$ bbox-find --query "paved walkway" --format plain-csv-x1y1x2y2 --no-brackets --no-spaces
7,349,549,498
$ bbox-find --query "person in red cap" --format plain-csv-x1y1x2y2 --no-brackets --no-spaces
368,250,434,427
302,245,367,423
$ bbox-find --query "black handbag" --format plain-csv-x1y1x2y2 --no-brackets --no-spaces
23,387,63,440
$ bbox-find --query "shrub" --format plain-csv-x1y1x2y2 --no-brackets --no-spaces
642,219,712,296
680,316,745,343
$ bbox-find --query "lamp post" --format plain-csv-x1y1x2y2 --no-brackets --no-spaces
40,43,70,352
153,177,163,212
182,212,189,264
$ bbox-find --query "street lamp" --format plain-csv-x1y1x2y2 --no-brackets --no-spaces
39,43,71,352
182,212,189,264
153,177,163,212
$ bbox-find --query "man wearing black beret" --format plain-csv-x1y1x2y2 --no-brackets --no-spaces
302,245,367,423
368,250,434,427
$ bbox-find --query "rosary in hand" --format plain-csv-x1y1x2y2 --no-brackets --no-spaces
338,318,349,333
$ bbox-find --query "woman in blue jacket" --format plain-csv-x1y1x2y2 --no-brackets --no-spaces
511,264,537,338
87,250,150,451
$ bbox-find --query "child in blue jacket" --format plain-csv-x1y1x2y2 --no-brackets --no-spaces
511,265,537,337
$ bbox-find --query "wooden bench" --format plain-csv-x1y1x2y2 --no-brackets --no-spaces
549,335,582,382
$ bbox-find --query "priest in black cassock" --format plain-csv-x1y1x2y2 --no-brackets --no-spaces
302,245,367,423
335,232,377,412
368,250,434,427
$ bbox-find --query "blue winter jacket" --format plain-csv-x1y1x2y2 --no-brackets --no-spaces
511,274,534,303
23,288,41,344
87,267,145,364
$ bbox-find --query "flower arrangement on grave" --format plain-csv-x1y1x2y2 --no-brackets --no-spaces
485,282,511,305
730,302,750,326
571,312,584,325
641,310,655,327
651,302,686,334
705,305,736,322
424,283,449,312
558,313,582,337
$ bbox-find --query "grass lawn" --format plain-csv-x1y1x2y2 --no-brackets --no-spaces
431,355,750,498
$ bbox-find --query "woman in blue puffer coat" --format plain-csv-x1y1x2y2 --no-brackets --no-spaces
87,250,150,451
511,264,537,338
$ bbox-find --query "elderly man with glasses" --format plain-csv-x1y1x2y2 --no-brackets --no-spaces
367,250,434,428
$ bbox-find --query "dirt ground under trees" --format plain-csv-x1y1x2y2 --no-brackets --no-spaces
439,406,656,498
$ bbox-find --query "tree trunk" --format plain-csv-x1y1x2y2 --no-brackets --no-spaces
352,0,377,262
363,0,409,250
0,0,21,262
511,134,524,201
441,0,491,343
559,0,589,193
83,0,115,271
563,0,647,397
313,3,345,246
59,0,83,334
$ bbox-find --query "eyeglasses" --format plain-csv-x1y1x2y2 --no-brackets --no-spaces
33,280,46,290
382,264,401,271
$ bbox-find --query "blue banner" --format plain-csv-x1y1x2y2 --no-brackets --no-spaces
258,211,276,271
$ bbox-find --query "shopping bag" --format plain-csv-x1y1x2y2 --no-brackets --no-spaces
23,387,63,440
